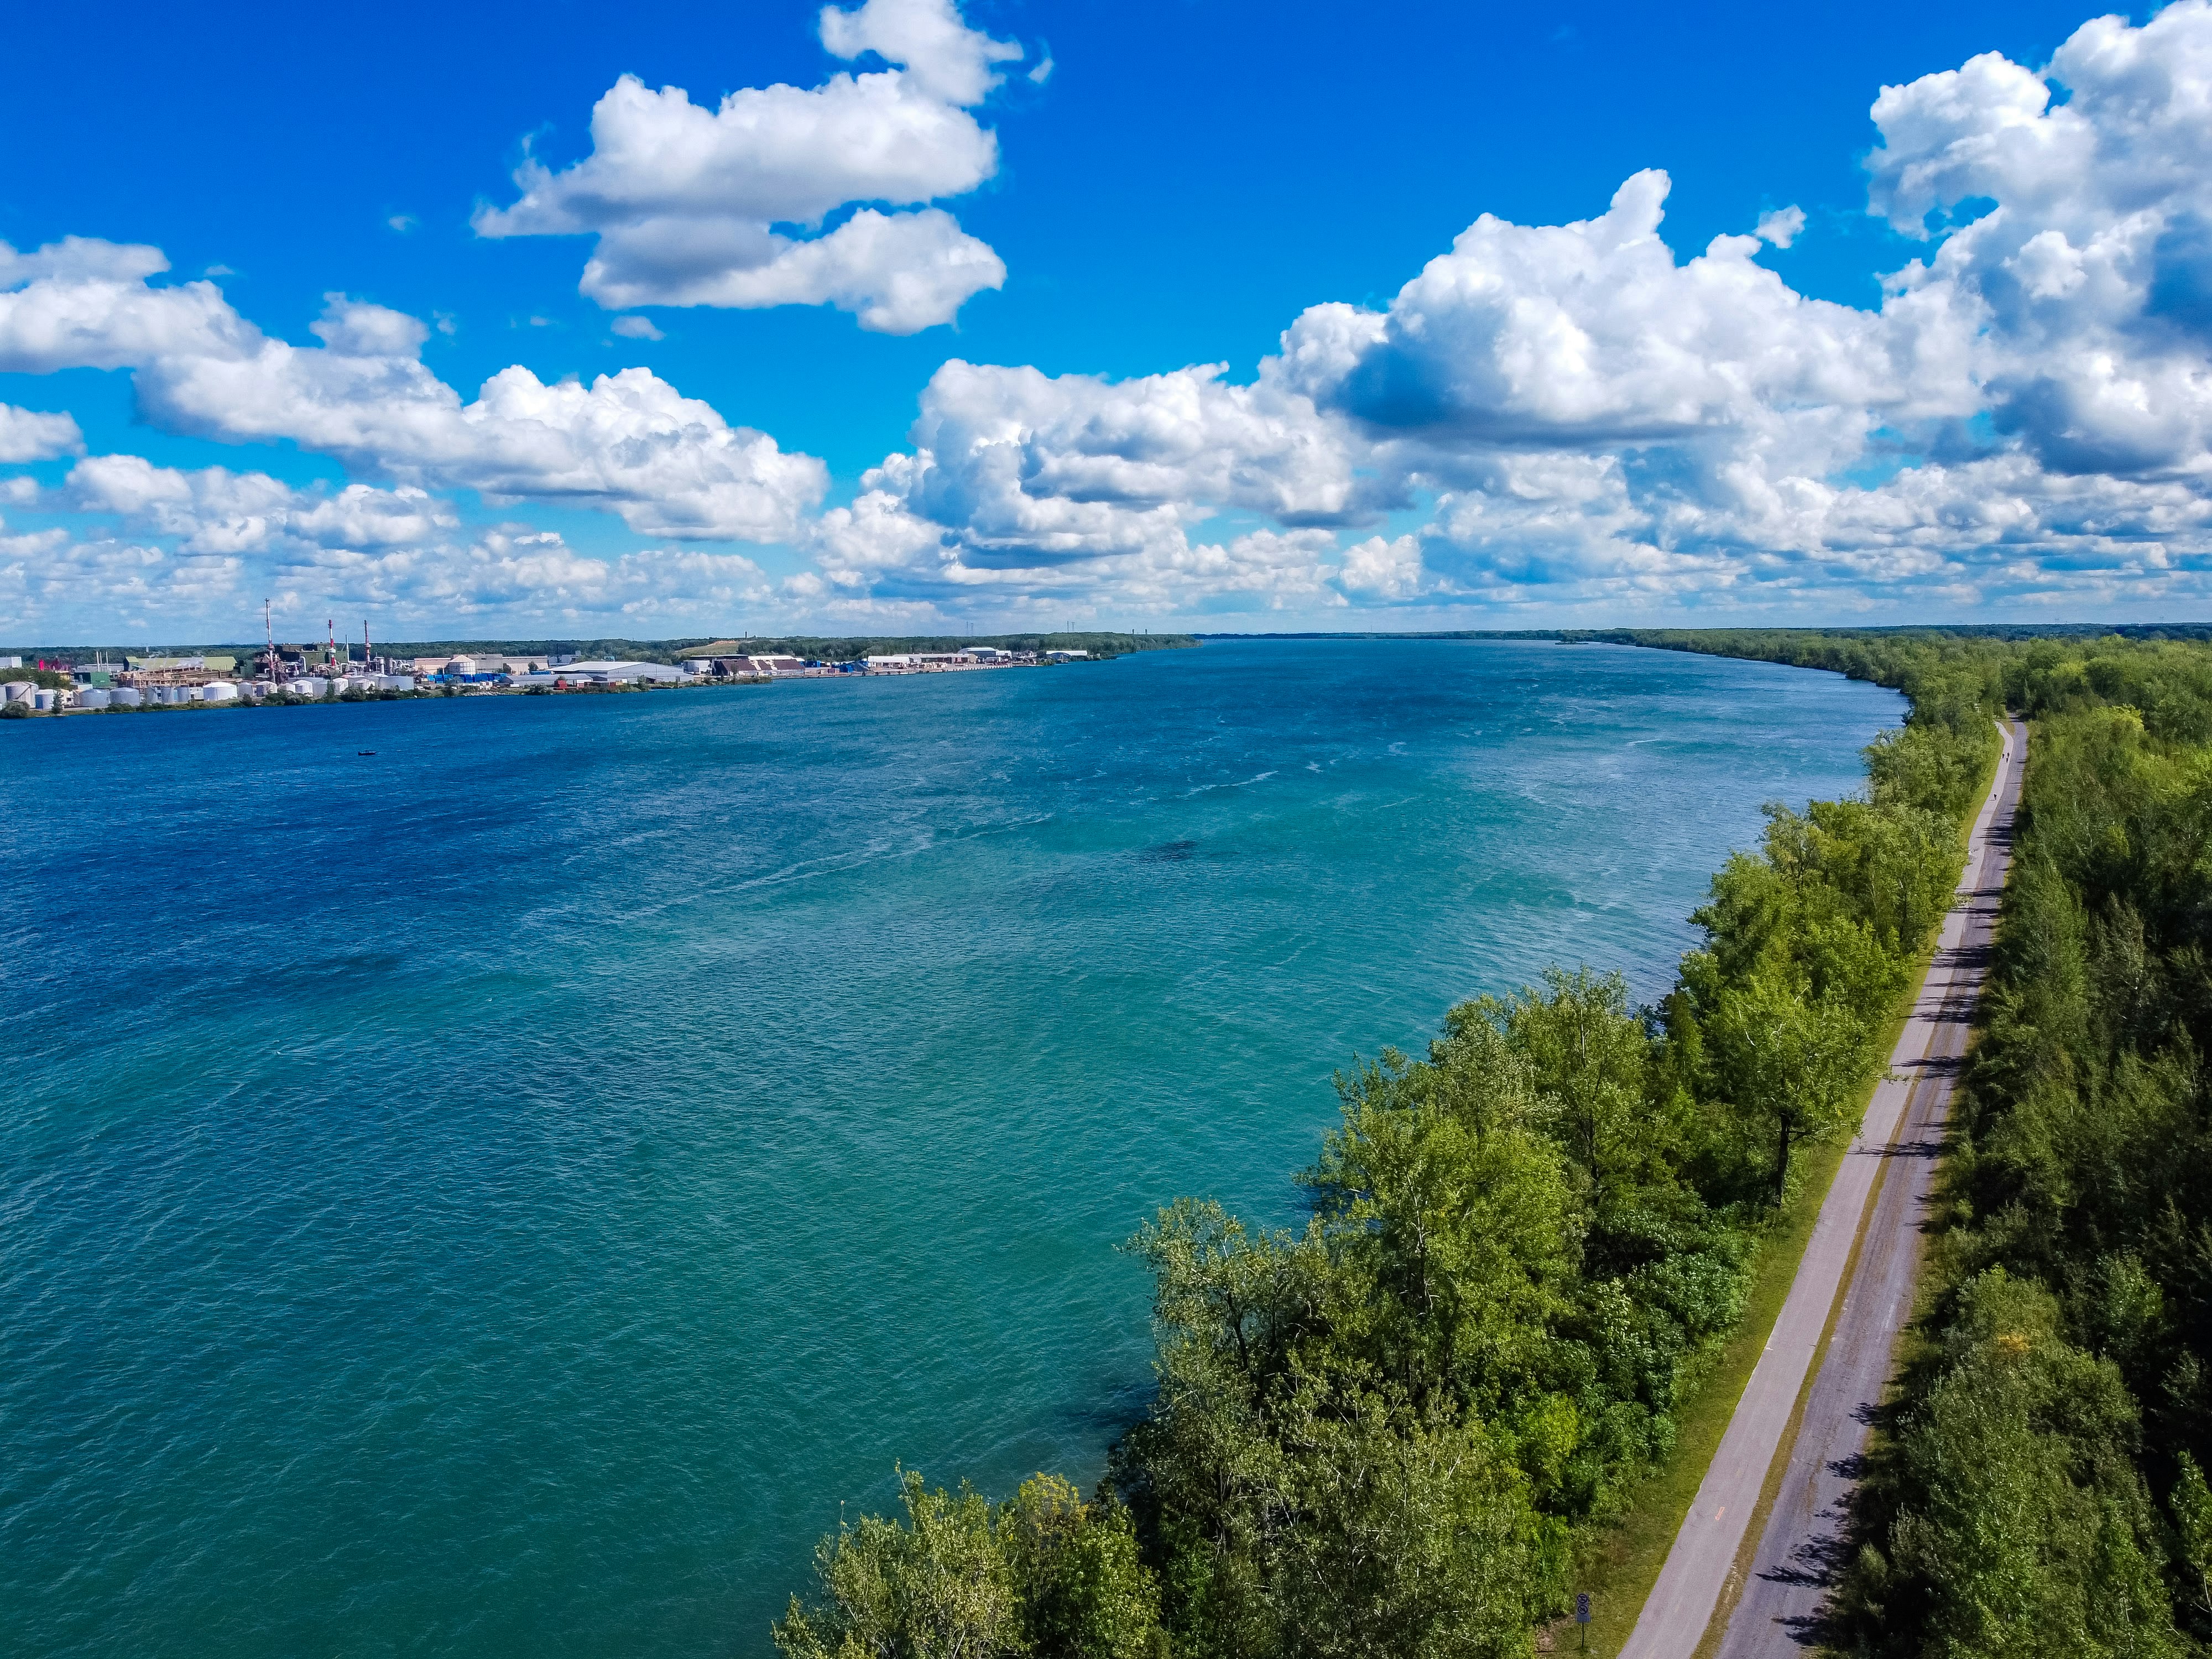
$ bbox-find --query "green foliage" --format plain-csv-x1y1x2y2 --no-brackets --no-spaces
1491,969,1659,1206
1262,1379,1543,1659
1702,963,1872,1201
773,1469,1164,1659
1111,948,1922,1654
1591,626,2212,752
1003,1475,1165,1659
1302,1040,1579,1420
1851,1273,2184,1659
774,1470,1021,1659
1665,754,1972,1205
2171,1453,2212,1631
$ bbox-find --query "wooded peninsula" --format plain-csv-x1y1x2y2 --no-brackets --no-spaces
769,630,2212,1659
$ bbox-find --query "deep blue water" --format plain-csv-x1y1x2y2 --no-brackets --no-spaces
0,638,1902,1657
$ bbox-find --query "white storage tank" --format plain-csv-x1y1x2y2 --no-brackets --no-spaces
111,687,142,707
202,681,238,702
3,680,34,703
30,688,59,711
292,676,327,697
78,688,111,708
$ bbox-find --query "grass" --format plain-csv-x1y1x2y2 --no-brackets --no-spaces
1542,724,2008,1657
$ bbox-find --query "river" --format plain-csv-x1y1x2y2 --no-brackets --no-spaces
0,637,1902,1657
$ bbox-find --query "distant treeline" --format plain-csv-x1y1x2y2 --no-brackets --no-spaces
767,638,2000,1656
1577,628,2212,745
1184,624,2212,645
1574,623,2212,646
3,632,1198,667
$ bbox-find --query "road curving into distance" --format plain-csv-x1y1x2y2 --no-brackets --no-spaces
1619,718,2027,1659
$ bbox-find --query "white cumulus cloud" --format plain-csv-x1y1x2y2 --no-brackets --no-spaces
22,3,2212,630
1868,3,2212,479
472,0,1021,332
1339,534,1427,599
0,238,253,372
0,523,787,639
0,256,827,543
816,2,2212,618
62,454,457,554
0,403,84,462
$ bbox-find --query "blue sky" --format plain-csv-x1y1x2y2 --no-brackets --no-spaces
2,0,2205,640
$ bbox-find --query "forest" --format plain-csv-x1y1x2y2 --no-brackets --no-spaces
770,629,2212,1658
1599,629,2212,1657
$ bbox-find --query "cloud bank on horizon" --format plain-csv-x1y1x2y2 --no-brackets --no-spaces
6,0,2212,637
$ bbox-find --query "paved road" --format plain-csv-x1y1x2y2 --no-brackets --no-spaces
1619,719,2025,1659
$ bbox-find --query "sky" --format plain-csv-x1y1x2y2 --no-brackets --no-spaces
2,0,2207,641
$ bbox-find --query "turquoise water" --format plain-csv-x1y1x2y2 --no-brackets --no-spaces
1,639,1901,1657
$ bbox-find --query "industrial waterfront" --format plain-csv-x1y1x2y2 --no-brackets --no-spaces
0,641,1099,715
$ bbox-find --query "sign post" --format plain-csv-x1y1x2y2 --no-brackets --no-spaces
1576,1593,1591,1653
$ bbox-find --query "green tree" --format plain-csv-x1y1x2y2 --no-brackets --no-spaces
1866,1274,2185,1659
1705,968,1868,1201
2172,1453,2212,1630
774,1470,1024,1659
1264,1373,1547,1659
1001,1475,1164,1659
1303,1044,1578,1415
1487,968,1655,1203
1114,1200,1315,1659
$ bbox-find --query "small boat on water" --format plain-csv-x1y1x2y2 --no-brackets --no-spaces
357,750,376,756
